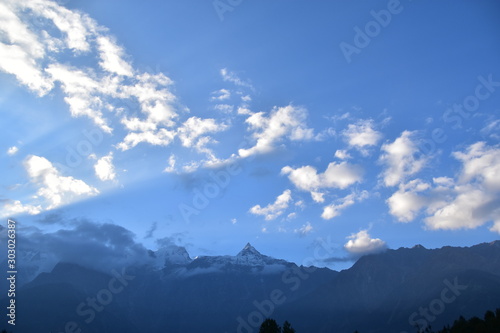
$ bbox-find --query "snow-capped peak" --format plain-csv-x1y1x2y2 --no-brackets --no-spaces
237,243,262,258
149,244,192,269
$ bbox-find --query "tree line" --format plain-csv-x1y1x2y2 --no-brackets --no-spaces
259,307,500,333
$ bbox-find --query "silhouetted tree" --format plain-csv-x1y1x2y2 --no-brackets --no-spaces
433,308,500,333
259,318,281,333
282,320,296,333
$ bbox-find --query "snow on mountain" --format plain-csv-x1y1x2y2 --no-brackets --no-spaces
148,243,192,270
156,242,291,276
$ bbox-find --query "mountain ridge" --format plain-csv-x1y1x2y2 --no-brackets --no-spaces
4,240,500,333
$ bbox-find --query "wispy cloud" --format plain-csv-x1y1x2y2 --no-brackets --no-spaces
220,68,253,89
322,191,369,220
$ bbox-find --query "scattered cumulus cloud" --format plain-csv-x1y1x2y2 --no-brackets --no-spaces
281,161,363,202
334,149,351,160
343,119,382,154
249,189,292,220
7,146,18,156
210,88,231,101
385,142,500,234
386,179,430,222
425,142,500,232
322,191,369,220
239,105,314,158
294,222,313,236
24,155,99,211
379,131,427,187
94,153,116,181
2,200,42,217
344,229,387,255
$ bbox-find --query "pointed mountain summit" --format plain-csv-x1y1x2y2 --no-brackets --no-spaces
237,242,262,257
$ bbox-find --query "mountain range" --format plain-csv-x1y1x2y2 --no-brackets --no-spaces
3,240,500,332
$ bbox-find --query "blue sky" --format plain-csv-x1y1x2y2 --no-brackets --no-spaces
1,0,500,270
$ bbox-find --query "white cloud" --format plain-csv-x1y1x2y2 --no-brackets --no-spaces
214,104,234,113
239,105,314,157
387,179,430,222
281,161,363,201
0,1,53,95
177,117,228,157
46,64,112,133
220,68,253,89
249,189,292,220
94,153,116,181
210,88,231,101
379,131,426,187
322,191,369,220
294,222,313,236
334,149,351,160
453,141,500,191
383,143,500,233
178,117,226,147
117,128,176,151
424,142,500,232
344,230,386,255
425,185,495,231
7,146,18,156
343,119,382,153
24,155,99,210
237,107,252,115
96,36,133,76
311,191,325,203
1,200,42,217
31,0,93,52
0,0,184,150
163,155,176,173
